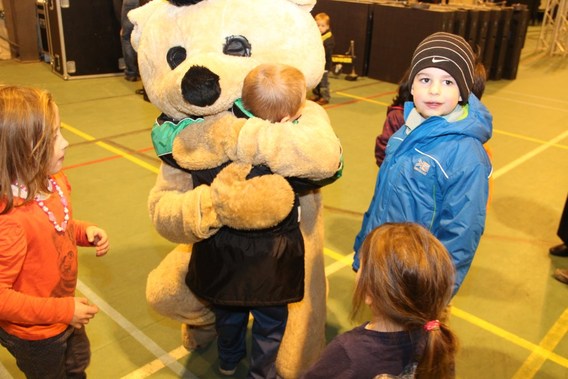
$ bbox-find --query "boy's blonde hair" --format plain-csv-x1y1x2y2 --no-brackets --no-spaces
353,223,458,379
314,12,330,26
242,63,306,123
0,86,58,214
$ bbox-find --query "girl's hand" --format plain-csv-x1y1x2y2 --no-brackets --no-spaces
71,297,99,329
86,226,110,257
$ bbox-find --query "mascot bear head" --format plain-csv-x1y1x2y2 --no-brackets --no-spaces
129,0,324,120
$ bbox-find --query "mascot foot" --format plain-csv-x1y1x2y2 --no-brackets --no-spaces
181,323,217,351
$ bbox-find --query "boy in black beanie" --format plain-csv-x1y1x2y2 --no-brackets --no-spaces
354,32,493,295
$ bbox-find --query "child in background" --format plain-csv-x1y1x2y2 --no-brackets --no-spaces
185,63,318,378
310,12,335,106
374,69,411,167
302,223,457,379
354,32,493,294
0,86,110,378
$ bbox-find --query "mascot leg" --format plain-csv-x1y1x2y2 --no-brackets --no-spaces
181,323,217,351
276,192,327,378
146,244,217,351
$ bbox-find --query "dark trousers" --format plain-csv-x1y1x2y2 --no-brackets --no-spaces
121,0,140,78
0,326,90,379
558,194,568,244
213,305,288,379
312,71,331,101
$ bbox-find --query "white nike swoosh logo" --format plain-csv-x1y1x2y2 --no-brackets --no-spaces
432,57,449,63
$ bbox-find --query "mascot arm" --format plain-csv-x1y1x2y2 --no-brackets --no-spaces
148,163,221,243
235,101,342,180
173,113,243,170
210,163,295,230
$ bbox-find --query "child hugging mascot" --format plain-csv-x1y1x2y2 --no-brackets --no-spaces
129,0,342,377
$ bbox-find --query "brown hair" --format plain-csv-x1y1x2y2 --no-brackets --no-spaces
242,63,306,123
352,223,458,379
471,61,487,100
0,86,58,214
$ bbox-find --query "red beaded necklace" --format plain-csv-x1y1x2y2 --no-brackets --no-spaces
13,177,70,233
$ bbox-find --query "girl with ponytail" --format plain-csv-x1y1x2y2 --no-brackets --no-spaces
302,223,457,379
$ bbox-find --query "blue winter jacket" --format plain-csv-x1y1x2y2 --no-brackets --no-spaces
353,95,493,294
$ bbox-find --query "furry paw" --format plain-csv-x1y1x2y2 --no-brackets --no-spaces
210,162,294,230
181,323,217,351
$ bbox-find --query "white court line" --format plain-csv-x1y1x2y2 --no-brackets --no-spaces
121,346,190,379
107,131,568,379
119,248,355,378
493,129,568,180
75,280,195,379
0,282,195,379
31,97,561,379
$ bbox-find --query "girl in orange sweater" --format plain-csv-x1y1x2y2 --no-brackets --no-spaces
0,85,110,378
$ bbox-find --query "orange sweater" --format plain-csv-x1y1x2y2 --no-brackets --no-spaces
0,173,93,340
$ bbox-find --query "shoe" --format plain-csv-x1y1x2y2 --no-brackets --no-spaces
124,75,140,82
316,98,329,106
135,88,150,103
218,362,238,376
550,243,568,257
553,268,568,284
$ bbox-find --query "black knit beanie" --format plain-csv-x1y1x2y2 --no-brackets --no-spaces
409,32,475,103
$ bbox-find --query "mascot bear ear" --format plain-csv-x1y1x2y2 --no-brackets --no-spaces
167,0,315,11
287,0,316,12
168,0,203,5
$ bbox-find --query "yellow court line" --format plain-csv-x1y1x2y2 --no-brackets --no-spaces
493,129,568,150
324,248,354,276
335,91,390,106
119,246,568,378
493,128,568,180
453,307,568,372
64,121,568,377
324,247,352,262
62,122,160,174
512,309,568,378
324,249,568,373
335,93,568,151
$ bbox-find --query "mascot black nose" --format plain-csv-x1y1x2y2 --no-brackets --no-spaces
181,66,221,107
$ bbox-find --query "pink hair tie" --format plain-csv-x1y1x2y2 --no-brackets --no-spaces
424,320,440,332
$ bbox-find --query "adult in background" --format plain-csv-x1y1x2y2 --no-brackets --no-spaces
121,0,141,82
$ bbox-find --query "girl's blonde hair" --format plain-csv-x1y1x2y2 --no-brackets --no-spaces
242,63,306,123
0,86,58,214
353,223,458,379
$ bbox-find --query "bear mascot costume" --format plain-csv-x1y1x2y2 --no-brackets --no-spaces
129,0,342,377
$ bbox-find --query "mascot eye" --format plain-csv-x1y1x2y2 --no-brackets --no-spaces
223,35,251,57
167,46,187,69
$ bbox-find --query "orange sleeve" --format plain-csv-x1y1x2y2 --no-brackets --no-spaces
0,218,74,325
73,219,95,247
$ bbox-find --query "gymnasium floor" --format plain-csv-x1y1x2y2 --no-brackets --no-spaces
0,25,567,378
